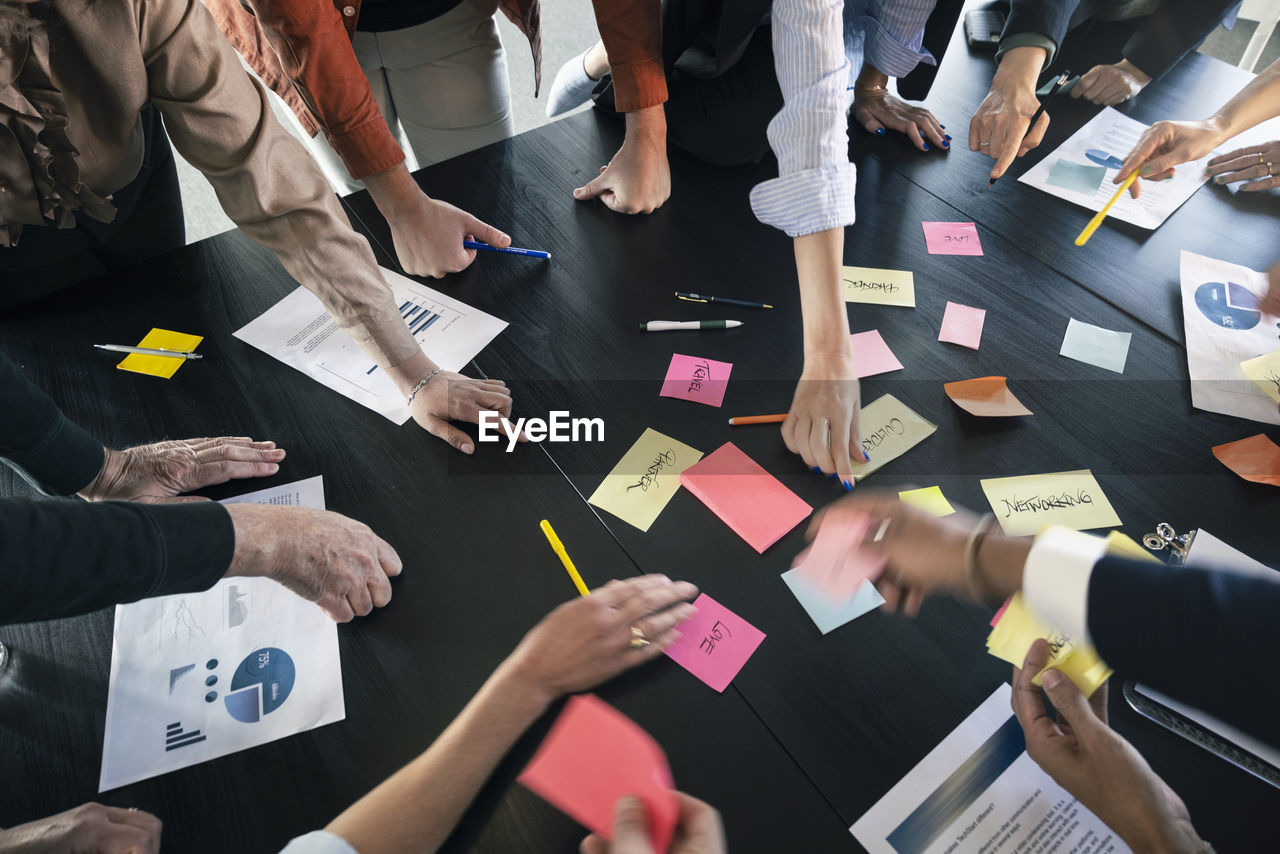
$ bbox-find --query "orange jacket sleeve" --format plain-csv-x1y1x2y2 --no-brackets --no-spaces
591,0,667,111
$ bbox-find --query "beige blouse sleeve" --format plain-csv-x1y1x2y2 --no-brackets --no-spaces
136,0,418,368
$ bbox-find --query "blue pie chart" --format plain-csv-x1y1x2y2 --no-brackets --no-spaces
224,647,296,723
1084,149,1124,169
1194,281,1262,330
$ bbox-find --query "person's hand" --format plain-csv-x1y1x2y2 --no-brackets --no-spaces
783,351,864,489
970,47,1050,180
0,802,161,853
78,437,285,503
390,195,511,279
1205,140,1280,192
226,504,402,622
580,793,726,854
573,106,671,214
505,575,698,705
410,371,518,454
1071,60,1150,106
1013,640,1207,852
853,91,948,152
1116,118,1224,198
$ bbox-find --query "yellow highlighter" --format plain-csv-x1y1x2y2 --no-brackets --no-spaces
1074,171,1138,247
540,519,589,597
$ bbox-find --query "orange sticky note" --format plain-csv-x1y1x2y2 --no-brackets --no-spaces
680,443,812,553
944,376,1033,417
1212,434,1280,487
519,694,677,852
116,329,203,379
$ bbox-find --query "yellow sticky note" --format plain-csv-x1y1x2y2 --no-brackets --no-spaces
898,485,955,516
841,266,916,308
116,329,203,379
986,593,1112,696
587,428,703,532
1104,531,1161,564
979,469,1121,537
849,394,937,481
1241,350,1280,404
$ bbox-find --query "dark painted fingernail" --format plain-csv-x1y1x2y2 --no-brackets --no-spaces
940,124,947,129
875,128,885,136
842,479,854,492
923,143,930,151
863,450,872,462
811,466,822,474
1215,175,1226,183
944,134,952,141
828,473,839,481
941,140,950,149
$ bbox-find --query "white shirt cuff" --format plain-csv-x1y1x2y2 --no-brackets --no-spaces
279,830,359,854
1021,527,1108,646
749,162,858,238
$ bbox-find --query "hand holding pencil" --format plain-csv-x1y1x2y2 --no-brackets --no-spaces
1114,118,1225,200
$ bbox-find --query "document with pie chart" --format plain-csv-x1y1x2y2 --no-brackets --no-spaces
99,476,345,791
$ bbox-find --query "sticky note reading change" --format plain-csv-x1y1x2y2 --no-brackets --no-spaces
680,443,812,553
587,428,703,531
848,394,938,481
663,593,765,692
116,329,203,379
842,266,916,307
980,469,1121,537
850,330,904,378
987,593,1112,696
660,354,733,407
922,222,983,256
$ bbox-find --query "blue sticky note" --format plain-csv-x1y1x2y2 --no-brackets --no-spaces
782,569,884,634
1046,159,1108,195
1059,317,1132,374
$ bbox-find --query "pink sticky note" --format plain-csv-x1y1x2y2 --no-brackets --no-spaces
659,354,733,407
792,511,887,602
664,593,766,692
850,331,904,378
922,221,983,255
679,443,812,553
990,595,1014,627
519,694,678,852
938,301,986,350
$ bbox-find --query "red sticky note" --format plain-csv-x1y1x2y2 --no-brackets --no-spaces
990,595,1013,627
850,330,904,378
944,376,1033,417
518,694,678,851
679,443,812,553
939,301,986,350
922,222,983,255
1212,434,1280,487
792,511,887,603
660,353,733,407
664,593,766,692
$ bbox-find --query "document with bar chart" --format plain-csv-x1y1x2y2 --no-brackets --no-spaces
99,477,344,791
233,267,508,423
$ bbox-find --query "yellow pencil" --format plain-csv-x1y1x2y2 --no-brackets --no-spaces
540,519,589,596
1075,171,1138,247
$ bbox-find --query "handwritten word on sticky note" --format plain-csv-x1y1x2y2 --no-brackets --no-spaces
1046,159,1107,195
987,593,1111,696
519,694,677,851
660,354,732,407
1060,318,1131,374
848,394,938,481
1241,350,1280,404
922,222,983,256
679,443,812,553
791,511,887,602
898,485,955,516
783,571,883,634
1212,434,1280,487
588,428,703,531
850,330,904,378
842,266,916,308
664,593,765,692
944,376,1033,417
980,469,1121,537
938,302,986,349
116,329,203,379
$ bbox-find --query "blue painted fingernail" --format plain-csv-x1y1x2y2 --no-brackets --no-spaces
942,140,950,149
829,473,840,481
842,479,854,492
811,466,822,474
863,450,872,462
940,124,947,129
875,128,885,136
923,143,930,151
944,134,952,141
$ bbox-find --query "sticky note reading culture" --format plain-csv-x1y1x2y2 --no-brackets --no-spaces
680,443,812,553
117,329,203,379
922,222,983,256
850,330,904,378
663,593,765,692
847,394,938,481
588,428,704,531
841,266,916,307
980,470,1121,536
660,354,733,407
518,694,677,852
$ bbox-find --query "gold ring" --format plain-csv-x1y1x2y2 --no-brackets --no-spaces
629,626,650,649
1260,152,1266,165
979,141,990,147
1268,161,1274,176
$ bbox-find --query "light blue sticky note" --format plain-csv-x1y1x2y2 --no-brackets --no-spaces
1059,317,1132,373
1046,159,1108,195
782,569,884,634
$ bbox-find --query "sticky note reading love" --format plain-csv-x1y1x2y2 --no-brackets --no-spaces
659,354,733,407
922,222,983,255
663,593,765,692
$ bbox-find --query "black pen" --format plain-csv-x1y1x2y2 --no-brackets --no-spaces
988,70,1072,190
675,291,773,310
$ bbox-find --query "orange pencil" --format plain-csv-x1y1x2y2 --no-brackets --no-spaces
727,414,788,425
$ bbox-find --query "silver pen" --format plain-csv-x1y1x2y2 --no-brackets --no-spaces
94,344,203,360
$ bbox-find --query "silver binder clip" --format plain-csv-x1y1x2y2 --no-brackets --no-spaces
1142,522,1192,561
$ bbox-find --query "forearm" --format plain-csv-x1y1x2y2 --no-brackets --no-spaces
363,164,429,223
992,46,1046,93
1205,58,1280,140
794,229,850,359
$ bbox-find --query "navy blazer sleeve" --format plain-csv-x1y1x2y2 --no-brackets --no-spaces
1001,0,1078,53
1122,0,1237,80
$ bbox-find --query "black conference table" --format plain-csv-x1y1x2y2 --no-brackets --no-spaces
4,15,1280,854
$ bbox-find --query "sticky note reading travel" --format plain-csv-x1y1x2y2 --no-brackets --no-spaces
842,266,916,307
987,593,1112,696
791,511,887,602
116,329,203,379
850,330,904,378
980,470,1121,537
922,222,983,256
944,376,1033,417
898,485,955,516
782,571,884,634
660,354,733,407
1212,434,1280,487
1241,350,1280,404
679,443,811,553
587,428,703,531
1060,318,1131,373
938,302,986,349
663,593,765,692
518,694,677,852
1045,159,1107,196
847,394,938,481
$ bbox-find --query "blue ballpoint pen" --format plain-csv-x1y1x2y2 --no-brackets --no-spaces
463,240,551,260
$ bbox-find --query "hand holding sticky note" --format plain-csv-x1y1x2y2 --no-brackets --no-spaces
791,510,887,603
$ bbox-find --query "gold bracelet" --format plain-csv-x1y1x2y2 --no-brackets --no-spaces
854,83,888,97
963,514,1000,605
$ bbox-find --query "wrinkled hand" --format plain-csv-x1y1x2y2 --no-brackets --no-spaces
970,77,1049,180
409,371,518,454
783,352,864,489
580,793,726,854
1072,60,1150,106
507,575,698,705
1013,640,1206,852
1206,140,1280,192
853,91,948,152
0,802,161,854
226,504,402,622
1116,119,1223,198
389,194,511,279
78,437,284,503
573,107,671,214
